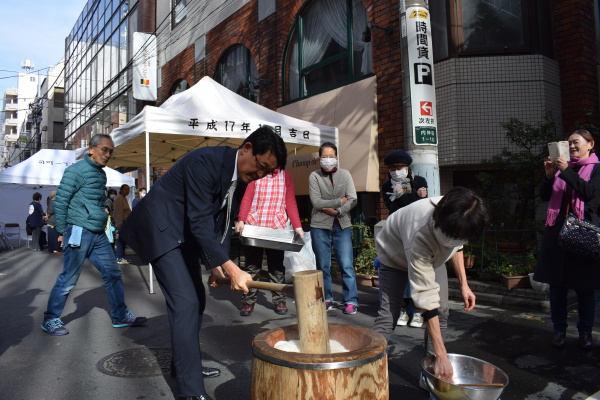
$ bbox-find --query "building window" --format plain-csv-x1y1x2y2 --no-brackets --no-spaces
172,0,187,28
283,0,372,102
460,0,525,53
53,121,64,143
214,45,259,103
431,0,552,60
54,90,65,108
169,79,189,96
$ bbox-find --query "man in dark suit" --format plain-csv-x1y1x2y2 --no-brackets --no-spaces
120,126,287,400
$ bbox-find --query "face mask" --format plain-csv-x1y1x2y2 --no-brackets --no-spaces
391,169,408,180
109,194,117,200
141,193,146,198
320,158,337,170
433,227,467,249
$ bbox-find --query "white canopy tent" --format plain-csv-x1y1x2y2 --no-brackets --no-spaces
75,76,338,188
72,76,337,294
0,149,134,241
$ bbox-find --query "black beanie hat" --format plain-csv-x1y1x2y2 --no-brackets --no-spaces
384,150,412,166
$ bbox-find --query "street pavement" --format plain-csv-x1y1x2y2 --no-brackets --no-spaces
0,246,599,400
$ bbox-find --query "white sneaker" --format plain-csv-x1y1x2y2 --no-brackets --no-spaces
410,312,423,328
396,309,409,326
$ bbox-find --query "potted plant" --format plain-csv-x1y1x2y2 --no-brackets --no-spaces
463,242,477,269
499,263,533,290
352,222,378,287
486,252,535,289
478,251,535,288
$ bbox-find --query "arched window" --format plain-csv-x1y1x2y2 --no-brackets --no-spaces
283,0,372,102
214,45,259,102
170,79,189,96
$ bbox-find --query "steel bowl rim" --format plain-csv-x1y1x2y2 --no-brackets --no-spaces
421,353,509,390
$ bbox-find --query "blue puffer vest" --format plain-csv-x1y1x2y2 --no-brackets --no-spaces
54,155,108,234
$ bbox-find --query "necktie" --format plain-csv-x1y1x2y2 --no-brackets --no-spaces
221,180,237,244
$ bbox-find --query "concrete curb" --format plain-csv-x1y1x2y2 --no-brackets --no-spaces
446,277,578,313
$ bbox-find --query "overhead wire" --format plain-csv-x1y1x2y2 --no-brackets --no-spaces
4,0,246,164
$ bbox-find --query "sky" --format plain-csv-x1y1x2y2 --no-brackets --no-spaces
0,0,88,109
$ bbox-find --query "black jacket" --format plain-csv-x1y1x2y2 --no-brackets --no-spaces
534,164,600,289
120,146,246,267
381,175,428,214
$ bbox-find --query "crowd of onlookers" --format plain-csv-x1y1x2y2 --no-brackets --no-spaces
25,128,598,399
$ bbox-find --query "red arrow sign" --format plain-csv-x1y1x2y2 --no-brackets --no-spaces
420,101,432,116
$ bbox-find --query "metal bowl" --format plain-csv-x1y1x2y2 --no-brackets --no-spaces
240,225,305,252
421,353,509,400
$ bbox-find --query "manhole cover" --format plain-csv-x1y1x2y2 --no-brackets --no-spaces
97,347,172,378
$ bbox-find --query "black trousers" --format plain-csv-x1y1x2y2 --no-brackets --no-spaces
152,243,206,397
241,245,286,305
47,226,61,253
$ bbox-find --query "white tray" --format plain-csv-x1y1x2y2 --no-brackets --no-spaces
240,225,304,252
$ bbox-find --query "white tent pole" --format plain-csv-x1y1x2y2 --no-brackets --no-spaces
145,131,155,294
145,131,151,189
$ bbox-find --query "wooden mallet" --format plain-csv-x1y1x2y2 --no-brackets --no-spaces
217,270,330,354
216,277,294,294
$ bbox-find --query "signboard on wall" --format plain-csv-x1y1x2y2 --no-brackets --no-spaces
133,33,157,101
404,6,438,145
287,152,320,196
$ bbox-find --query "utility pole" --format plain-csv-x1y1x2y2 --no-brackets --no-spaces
25,101,43,158
399,0,440,196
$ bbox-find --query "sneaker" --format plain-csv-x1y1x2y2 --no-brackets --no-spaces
41,318,69,336
275,302,288,315
397,309,409,326
343,304,357,315
112,311,147,328
410,312,424,328
325,301,333,311
116,258,131,264
240,304,254,316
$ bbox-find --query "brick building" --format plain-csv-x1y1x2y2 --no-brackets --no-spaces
64,0,600,224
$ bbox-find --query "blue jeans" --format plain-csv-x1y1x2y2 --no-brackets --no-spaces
549,285,596,334
311,226,358,306
115,236,126,259
44,226,127,323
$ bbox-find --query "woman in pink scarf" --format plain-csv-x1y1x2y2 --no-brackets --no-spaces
534,129,600,351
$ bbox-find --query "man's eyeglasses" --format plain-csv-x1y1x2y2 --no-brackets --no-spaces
254,154,275,175
95,146,115,155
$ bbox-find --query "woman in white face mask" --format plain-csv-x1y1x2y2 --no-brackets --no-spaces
373,187,490,383
104,188,118,214
382,150,428,214
381,150,429,329
308,142,359,315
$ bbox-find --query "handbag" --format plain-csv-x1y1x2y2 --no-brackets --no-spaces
558,210,600,260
